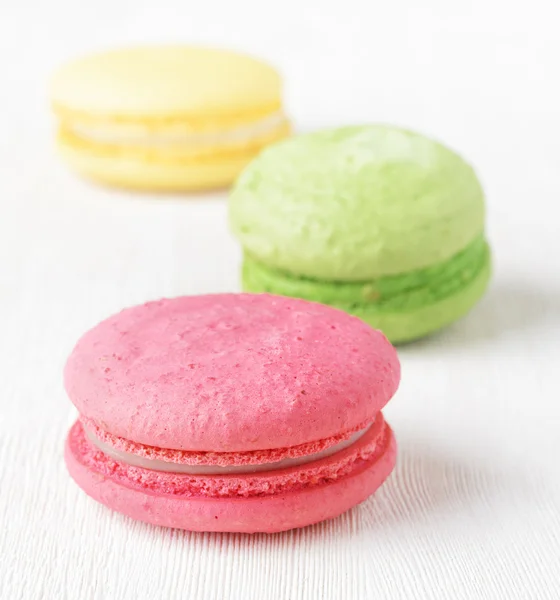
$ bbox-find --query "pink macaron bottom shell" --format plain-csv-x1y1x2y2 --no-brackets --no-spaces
65,418,396,533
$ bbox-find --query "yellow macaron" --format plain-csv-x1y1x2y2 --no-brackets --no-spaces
50,46,291,191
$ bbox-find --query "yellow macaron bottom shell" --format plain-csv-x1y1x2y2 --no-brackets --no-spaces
55,112,290,191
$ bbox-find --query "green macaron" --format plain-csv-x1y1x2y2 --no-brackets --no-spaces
229,125,491,343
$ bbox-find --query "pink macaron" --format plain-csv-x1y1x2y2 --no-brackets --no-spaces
64,293,400,533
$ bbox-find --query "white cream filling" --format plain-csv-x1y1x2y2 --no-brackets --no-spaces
85,426,370,475
69,112,286,148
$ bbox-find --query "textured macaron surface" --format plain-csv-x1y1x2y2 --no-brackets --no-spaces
229,125,485,281
50,46,282,117
64,294,400,453
68,413,390,498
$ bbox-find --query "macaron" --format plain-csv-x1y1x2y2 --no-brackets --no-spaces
229,125,491,343
50,46,290,191
64,294,400,533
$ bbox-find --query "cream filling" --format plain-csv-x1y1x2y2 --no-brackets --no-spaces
85,426,371,475
68,112,286,148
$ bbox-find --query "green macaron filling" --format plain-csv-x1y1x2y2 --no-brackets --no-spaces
242,234,490,314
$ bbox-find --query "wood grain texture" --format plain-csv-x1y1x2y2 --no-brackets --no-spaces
2,1,560,598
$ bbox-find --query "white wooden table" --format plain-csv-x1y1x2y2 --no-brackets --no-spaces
2,1,560,598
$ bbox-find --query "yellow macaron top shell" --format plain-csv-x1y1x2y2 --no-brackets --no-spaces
50,46,283,120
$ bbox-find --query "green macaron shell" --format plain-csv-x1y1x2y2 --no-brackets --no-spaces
242,237,491,343
229,125,485,282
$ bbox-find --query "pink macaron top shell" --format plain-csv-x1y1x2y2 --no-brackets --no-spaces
64,294,400,452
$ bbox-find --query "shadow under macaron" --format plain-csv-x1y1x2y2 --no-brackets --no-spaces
399,278,560,352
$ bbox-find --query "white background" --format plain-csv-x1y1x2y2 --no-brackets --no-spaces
1,1,560,599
